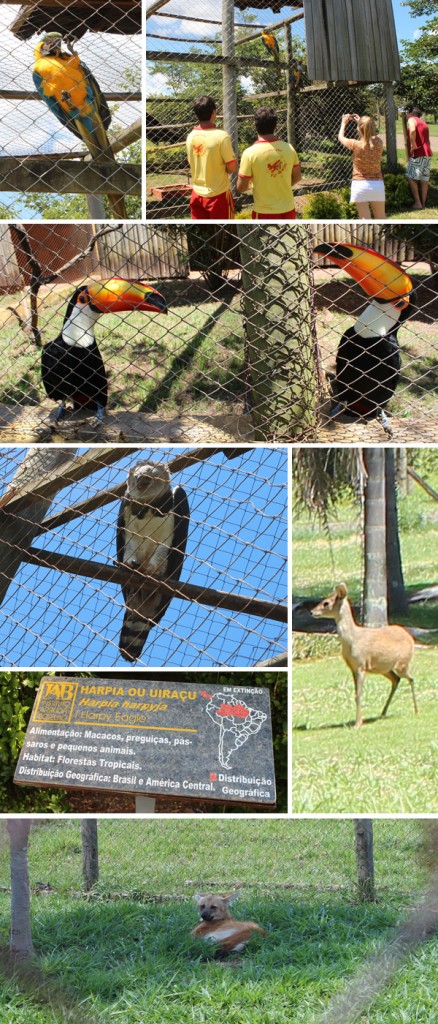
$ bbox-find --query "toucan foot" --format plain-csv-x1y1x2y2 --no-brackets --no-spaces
329,402,345,419
54,401,66,423
377,409,394,439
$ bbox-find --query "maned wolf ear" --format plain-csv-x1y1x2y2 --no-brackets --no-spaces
223,892,239,907
336,583,348,598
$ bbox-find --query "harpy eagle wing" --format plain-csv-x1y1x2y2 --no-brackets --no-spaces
117,478,189,662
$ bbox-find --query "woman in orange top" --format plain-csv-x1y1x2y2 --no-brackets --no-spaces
338,114,385,220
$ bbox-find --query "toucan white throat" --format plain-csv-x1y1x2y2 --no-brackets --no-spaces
354,299,404,339
62,303,101,348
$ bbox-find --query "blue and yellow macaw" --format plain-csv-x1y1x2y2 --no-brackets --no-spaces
261,31,280,63
33,34,126,217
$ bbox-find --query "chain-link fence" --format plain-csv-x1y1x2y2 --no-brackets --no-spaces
0,1,141,220
146,1,405,220
0,446,288,667
0,221,436,443
0,817,430,901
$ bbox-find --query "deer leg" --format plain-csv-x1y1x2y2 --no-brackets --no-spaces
354,669,365,727
381,671,401,717
408,675,418,715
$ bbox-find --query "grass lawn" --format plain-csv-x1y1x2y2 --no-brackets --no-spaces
0,280,245,419
0,819,436,1023
292,466,438,814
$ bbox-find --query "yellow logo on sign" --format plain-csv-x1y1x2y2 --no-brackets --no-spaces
43,681,75,700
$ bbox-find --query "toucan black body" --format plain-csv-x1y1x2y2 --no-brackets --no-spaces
314,242,415,424
41,290,108,416
333,319,403,419
40,278,168,421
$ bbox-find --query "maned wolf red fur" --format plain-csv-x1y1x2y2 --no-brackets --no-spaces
191,892,267,957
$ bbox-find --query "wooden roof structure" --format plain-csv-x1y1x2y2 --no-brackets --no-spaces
0,0,141,39
234,1,302,9
304,0,400,83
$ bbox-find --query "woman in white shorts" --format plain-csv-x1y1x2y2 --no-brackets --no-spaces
338,114,385,219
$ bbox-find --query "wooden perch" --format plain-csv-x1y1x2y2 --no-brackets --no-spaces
0,158,141,196
0,446,142,517
22,546,288,623
0,448,77,609
111,119,142,155
8,447,250,527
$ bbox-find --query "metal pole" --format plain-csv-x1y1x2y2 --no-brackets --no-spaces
384,82,398,173
222,0,238,189
285,23,297,148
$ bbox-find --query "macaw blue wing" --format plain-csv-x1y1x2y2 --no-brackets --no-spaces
82,62,112,131
33,68,83,140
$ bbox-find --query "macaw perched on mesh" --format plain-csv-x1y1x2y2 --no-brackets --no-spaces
261,31,280,62
33,33,127,218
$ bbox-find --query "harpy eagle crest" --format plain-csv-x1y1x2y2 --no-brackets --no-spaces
117,461,189,662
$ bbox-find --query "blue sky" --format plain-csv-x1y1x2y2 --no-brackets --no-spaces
0,447,288,669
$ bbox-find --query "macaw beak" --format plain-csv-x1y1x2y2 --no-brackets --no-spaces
87,279,168,314
314,243,413,307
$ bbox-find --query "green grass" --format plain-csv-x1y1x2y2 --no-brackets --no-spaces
292,471,438,814
0,282,245,418
0,819,436,1023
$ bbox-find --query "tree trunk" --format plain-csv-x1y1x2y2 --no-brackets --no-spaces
385,449,409,617
363,448,387,626
354,819,375,901
0,447,77,608
81,820,99,890
7,820,33,958
396,448,411,496
237,224,319,441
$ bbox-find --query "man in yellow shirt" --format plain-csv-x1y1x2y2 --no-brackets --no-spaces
186,95,237,219
237,107,301,219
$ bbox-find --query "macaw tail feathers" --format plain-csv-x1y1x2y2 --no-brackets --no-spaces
73,116,113,160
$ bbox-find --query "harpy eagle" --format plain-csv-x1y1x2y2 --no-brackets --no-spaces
117,461,190,662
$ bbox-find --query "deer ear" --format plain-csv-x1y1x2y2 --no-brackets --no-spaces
337,583,347,598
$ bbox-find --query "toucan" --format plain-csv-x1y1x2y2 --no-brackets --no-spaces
33,33,127,219
261,31,281,62
41,278,167,421
314,243,415,434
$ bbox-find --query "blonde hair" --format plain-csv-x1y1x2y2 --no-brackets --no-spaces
358,116,376,147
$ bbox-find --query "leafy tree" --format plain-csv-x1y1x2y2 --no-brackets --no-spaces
398,2,438,113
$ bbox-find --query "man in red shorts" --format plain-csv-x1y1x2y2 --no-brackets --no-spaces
186,95,237,219
237,107,301,219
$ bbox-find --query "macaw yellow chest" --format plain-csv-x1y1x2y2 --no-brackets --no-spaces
34,55,89,112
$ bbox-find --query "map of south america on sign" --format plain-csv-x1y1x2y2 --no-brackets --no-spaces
203,691,267,769
14,678,277,806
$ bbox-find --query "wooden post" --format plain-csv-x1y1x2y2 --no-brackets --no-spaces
87,195,107,218
384,82,398,173
7,820,33,958
81,820,99,890
222,0,238,188
237,224,319,441
354,819,375,901
363,448,387,627
136,797,156,813
285,23,297,148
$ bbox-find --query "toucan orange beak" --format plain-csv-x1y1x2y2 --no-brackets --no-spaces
314,243,413,305
87,279,168,314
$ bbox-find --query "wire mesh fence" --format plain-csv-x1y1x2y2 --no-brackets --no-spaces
146,1,406,220
0,445,288,668
0,221,436,444
0,817,430,903
0,0,141,220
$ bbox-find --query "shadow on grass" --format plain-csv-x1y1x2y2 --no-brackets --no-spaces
138,304,242,413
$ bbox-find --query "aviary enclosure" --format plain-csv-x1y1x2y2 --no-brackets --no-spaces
0,0,141,219
146,0,401,219
0,446,287,668
0,221,436,444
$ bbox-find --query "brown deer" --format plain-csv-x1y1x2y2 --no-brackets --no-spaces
311,583,417,727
